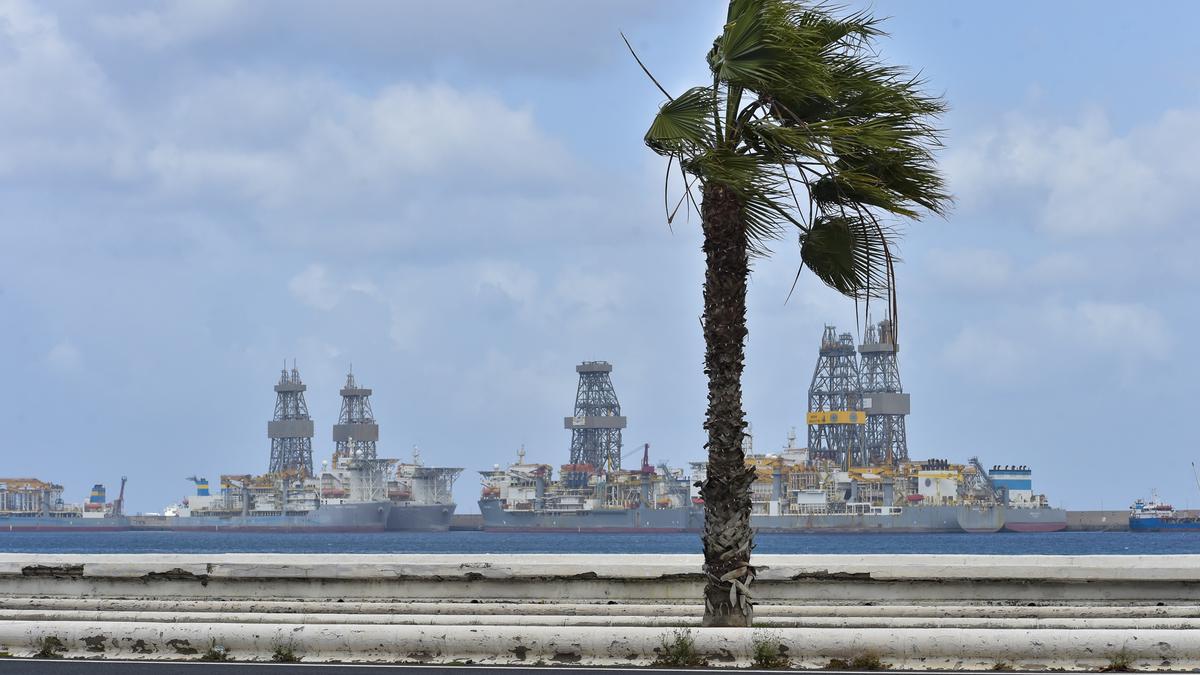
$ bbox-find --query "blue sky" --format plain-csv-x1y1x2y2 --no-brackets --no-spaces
2,1,1198,514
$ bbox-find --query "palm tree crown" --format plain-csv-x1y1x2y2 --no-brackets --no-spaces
644,0,950,318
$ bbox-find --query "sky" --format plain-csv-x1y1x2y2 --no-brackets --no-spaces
2,1,1199,515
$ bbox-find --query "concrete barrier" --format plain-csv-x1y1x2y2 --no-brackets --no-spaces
2,553,1198,670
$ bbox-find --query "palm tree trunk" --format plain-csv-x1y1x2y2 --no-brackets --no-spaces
699,182,756,628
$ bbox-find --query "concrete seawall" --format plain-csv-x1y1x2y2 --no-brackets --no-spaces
1,553,1198,669
1067,510,1129,531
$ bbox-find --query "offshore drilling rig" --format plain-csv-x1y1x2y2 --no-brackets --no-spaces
333,370,379,461
267,363,315,476
562,361,627,487
807,319,909,469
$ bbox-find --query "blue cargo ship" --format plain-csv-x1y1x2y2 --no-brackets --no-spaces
1129,493,1200,531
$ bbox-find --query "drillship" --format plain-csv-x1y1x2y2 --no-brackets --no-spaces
480,362,697,532
138,364,391,532
480,443,696,532
382,449,462,531
692,433,1004,533
0,478,131,531
146,365,460,532
323,371,462,531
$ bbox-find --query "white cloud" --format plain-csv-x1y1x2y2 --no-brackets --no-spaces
45,340,82,373
942,300,1172,385
475,261,539,307
287,263,379,312
288,264,339,310
1043,300,1171,360
926,248,1012,292
551,268,630,320
0,0,127,178
1027,252,1093,285
947,107,1200,237
943,326,1025,385
92,0,243,51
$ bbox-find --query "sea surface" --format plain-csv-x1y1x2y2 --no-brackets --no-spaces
1,530,1198,555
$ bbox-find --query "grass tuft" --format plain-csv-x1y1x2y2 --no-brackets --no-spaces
827,653,888,671
1101,647,1135,672
272,644,300,663
655,628,704,667
751,633,790,669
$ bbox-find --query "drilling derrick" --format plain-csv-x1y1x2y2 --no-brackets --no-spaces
267,363,315,476
563,361,626,487
859,318,910,466
333,370,379,461
807,326,866,469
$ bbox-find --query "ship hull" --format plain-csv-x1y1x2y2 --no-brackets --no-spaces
128,501,391,532
752,505,1002,533
1130,517,1200,532
0,516,131,532
1001,506,1067,532
479,499,697,532
957,506,1005,533
386,502,457,531
480,500,1009,534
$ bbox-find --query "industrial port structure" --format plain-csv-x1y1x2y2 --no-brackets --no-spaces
267,363,315,476
563,361,627,487
808,318,911,469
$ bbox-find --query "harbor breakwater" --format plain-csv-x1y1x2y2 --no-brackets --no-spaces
1,553,1198,669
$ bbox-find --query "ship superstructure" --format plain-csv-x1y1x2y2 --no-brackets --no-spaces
1,477,130,531
990,464,1066,531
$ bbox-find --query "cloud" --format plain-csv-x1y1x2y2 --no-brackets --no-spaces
288,263,380,312
92,0,243,51
85,1,689,78
1044,300,1171,360
288,264,339,311
947,107,1200,237
925,248,1012,292
45,340,82,373
139,77,575,213
943,326,1025,385
941,300,1172,385
0,0,127,179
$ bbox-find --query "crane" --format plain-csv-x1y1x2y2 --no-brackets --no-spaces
113,476,127,517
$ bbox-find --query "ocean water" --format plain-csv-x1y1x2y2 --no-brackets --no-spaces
0,530,1197,555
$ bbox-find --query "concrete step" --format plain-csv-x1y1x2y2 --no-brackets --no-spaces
0,620,1192,670
3,607,1200,630
3,597,1196,618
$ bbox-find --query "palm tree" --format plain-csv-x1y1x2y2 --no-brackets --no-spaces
634,0,950,627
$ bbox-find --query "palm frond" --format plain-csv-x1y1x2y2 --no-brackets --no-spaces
799,213,895,300
645,86,717,154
